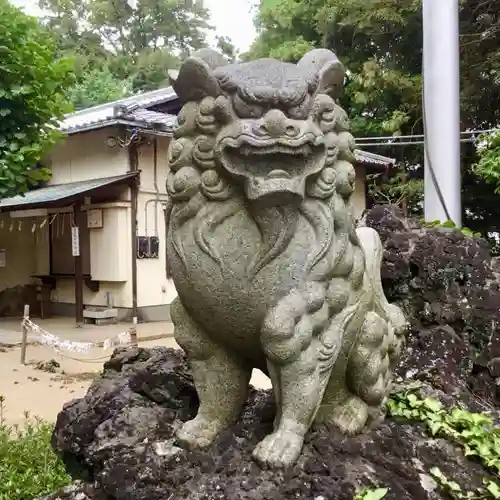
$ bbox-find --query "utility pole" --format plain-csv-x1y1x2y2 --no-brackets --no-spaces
422,0,462,226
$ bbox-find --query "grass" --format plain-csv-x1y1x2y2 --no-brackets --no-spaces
0,395,71,500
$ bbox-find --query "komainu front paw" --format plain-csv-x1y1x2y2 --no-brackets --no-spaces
176,415,226,450
252,429,305,468
330,396,369,435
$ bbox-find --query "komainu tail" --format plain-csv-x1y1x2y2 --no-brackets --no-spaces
357,227,407,345
345,228,408,409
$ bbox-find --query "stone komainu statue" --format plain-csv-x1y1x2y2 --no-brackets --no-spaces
165,48,408,468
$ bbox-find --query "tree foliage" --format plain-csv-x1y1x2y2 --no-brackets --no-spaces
247,0,500,238
66,66,132,111
38,0,212,106
0,0,74,198
473,131,500,193
245,0,425,142
216,35,239,63
367,168,423,217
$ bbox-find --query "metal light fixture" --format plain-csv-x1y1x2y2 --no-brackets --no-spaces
106,136,118,148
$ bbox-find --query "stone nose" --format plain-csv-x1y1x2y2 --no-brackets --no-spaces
256,109,300,137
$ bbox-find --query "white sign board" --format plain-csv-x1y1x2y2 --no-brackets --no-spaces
71,226,80,257
87,209,103,229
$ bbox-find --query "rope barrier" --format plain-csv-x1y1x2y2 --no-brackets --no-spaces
22,318,133,354
18,304,139,365
35,341,117,363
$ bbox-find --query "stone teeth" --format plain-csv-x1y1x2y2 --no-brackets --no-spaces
233,141,317,157
267,169,291,179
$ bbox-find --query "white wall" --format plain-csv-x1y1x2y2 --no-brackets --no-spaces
135,137,177,308
44,128,133,309
48,127,128,185
53,203,133,309
49,131,177,311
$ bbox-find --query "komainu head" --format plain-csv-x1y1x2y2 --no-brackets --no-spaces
167,48,357,208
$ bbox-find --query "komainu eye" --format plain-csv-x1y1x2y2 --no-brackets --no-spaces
232,93,265,119
287,95,312,120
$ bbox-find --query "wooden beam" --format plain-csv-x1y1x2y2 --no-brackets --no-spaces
73,202,85,325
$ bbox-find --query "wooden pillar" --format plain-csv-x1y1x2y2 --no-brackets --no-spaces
73,202,84,325
20,304,30,365
128,143,139,321
130,178,138,320
130,318,138,347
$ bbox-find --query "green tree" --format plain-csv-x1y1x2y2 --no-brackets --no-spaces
367,167,424,217
247,0,500,238
473,131,500,193
38,0,212,97
246,0,424,138
66,66,132,110
128,48,181,91
216,35,238,63
0,0,74,198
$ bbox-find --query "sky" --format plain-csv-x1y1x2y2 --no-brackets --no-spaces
9,0,258,53
204,0,258,53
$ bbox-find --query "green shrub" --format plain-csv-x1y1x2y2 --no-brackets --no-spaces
0,396,71,500
0,0,74,198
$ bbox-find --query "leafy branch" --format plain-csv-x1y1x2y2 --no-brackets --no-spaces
473,131,500,193
367,168,423,216
388,388,500,498
0,0,74,198
420,219,482,239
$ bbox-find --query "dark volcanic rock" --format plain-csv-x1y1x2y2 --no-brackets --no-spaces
47,347,497,500
51,347,198,476
36,481,106,500
364,205,500,406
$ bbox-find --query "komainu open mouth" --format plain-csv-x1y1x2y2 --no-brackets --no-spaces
219,134,326,198
239,143,315,157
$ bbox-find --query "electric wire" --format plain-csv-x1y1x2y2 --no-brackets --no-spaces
358,138,475,147
355,128,497,143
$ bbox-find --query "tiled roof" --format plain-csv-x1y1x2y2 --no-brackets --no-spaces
0,173,137,212
354,149,395,168
60,87,177,135
121,107,177,131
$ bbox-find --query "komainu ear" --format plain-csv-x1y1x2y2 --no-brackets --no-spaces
190,48,228,70
297,48,346,99
168,56,222,104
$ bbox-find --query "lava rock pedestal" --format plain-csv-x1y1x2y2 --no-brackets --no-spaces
43,347,494,500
